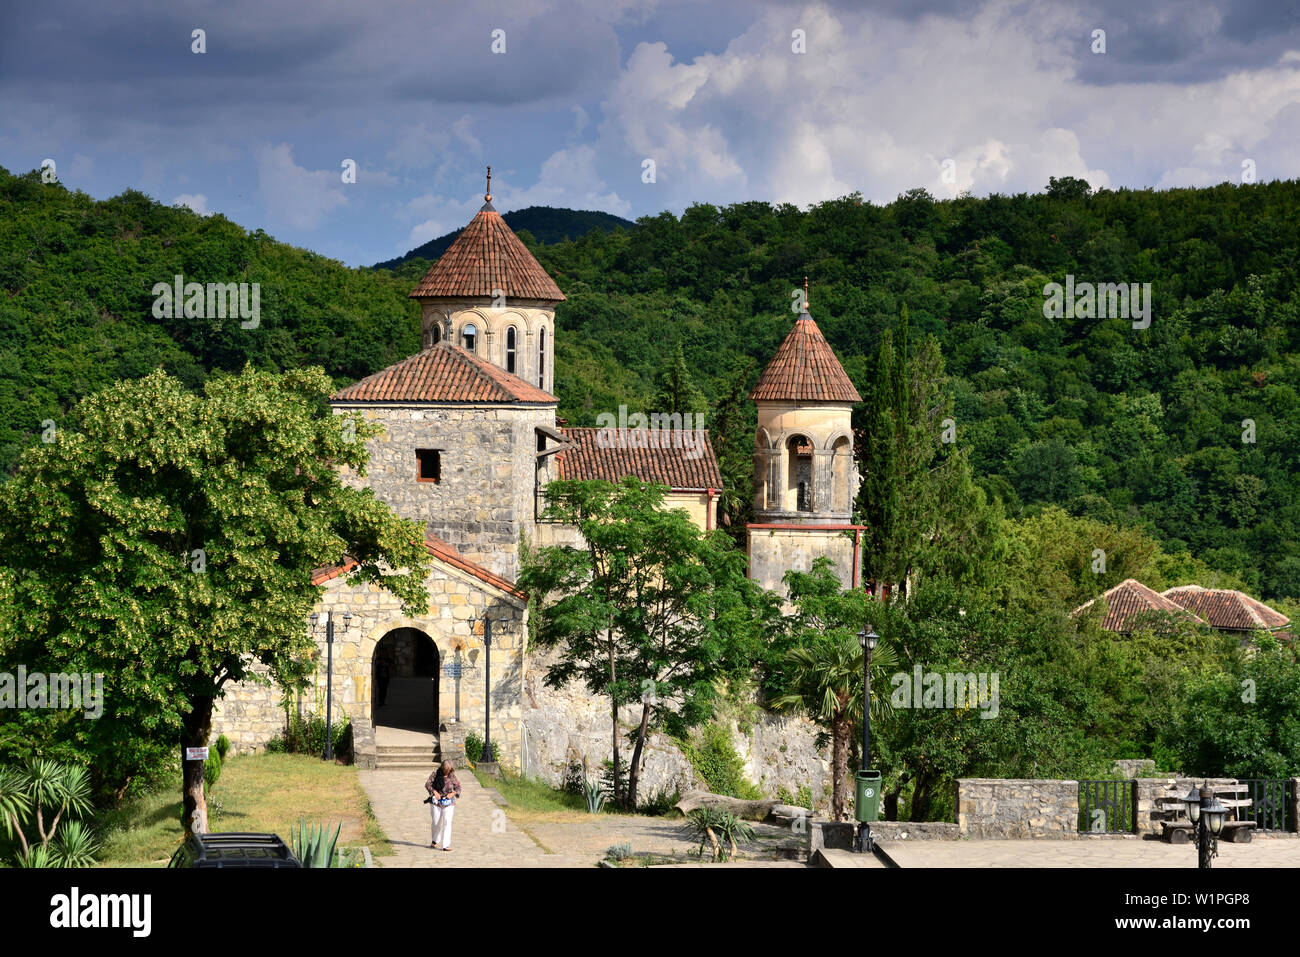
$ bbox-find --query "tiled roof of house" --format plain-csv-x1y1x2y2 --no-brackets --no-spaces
749,311,861,403
1071,578,1206,633
409,202,566,302
1161,586,1291,632
555,427,723,489
331,342,555,404
312,534,522,598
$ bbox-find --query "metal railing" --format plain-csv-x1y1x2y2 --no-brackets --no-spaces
1078,780,1136,833
1237,778,1294,831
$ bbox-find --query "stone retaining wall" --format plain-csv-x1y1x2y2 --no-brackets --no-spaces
957,778,1079,839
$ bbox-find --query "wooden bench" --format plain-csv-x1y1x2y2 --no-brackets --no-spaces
1161,819,1256,843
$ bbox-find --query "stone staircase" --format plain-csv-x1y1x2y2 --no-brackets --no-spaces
375,741,440,769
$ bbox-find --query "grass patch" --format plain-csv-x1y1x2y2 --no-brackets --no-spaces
471,766,587,821
96,753,390,867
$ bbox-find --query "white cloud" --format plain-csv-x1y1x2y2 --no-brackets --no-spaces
255,143,347,231
592,1,1300,212
386,124,450,170
501,145,631,214
172,193,210,215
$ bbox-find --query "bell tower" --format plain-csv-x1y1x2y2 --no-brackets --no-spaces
408,166,565,393
747,283,865,597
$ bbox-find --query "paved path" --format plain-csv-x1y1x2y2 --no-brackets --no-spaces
878,835,1300,868
360,768,555,867
360,767,808,867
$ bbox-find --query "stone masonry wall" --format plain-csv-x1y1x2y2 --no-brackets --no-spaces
211,560,528,770
957,779,1079,839
333,402,554,583
520,645,831,804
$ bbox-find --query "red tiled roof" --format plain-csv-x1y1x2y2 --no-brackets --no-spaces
1161,586,1290,632
555,427,723,489
312,534,522,598
1071,579,1206,633
409,203,565,302
749,312,861,403
331,342,555,404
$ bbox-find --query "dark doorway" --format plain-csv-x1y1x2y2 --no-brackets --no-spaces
372,627,439,740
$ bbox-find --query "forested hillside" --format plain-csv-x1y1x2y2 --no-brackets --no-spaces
372,205,635,269
3,165,1298,598
519,177,1300,600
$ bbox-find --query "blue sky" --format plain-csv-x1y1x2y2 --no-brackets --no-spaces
2,0,1298,267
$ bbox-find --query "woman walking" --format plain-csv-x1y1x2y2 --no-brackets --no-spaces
425,761,462,851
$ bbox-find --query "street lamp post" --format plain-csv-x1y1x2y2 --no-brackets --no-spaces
481,617,497,764
856,626,879,853
309,609,351,762
1181,782,1228,869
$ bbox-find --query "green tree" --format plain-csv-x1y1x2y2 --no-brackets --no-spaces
0,367,431,835
857,307,960,598
651,341,706,415
519,477,777,808
1158,635,1300,778
773,558,897,821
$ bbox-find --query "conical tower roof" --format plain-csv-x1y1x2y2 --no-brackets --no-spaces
750,297,860,403
409,190,565,302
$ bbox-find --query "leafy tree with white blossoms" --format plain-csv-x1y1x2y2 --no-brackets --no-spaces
0,367,430,835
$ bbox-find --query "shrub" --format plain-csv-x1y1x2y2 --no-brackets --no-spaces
465,732,498,764
637,786,681,816
678,723,761,800
606,842,633,861
203,749,222,794
561,758,586,796
275,712,353,763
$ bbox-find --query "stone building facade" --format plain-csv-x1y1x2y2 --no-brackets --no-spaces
211,177,866,789
330,397,555,584
213,535,528,767
211,179,731,774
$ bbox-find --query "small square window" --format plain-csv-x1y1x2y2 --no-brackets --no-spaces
416,449,441,483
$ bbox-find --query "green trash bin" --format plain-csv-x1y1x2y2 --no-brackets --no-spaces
855,770,882,823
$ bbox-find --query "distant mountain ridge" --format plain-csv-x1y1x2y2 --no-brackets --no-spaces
373,205,635,270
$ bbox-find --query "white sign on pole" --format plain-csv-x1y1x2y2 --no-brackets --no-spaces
185,747,209,761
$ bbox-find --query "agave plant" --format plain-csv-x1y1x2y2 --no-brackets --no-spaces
583,777,607,814
290,819,342,868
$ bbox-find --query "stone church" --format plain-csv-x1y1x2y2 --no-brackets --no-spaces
211,179,863,775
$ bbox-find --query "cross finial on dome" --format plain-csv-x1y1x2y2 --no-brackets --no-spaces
485,165,492,204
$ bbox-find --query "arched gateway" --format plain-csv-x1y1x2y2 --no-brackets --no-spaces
372,626,440,746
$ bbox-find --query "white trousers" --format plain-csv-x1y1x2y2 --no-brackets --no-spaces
430,803,455,848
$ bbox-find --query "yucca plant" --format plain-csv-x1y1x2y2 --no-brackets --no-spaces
713,811,755,861
0,766,34,859
583,777,607,814
681,807,755,862
15,843,55,868
0,759,98,866
51,819,100,868
290,819,342,868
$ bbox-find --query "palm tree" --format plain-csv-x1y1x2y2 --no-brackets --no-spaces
775,630,897,822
